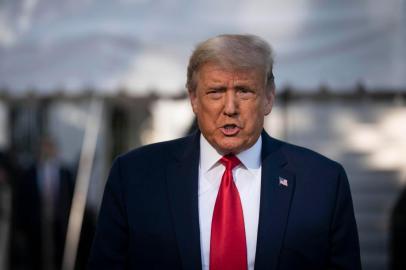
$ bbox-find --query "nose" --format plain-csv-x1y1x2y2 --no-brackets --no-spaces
223,90,238,116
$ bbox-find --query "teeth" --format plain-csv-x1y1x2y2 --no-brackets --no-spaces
224,125,236,129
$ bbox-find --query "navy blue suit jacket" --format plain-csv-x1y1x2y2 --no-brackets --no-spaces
89,131,361,270
11,165,74,270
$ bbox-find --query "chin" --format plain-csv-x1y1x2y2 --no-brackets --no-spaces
214,138,246,154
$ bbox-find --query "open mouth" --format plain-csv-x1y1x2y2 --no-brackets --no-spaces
221,124,240,136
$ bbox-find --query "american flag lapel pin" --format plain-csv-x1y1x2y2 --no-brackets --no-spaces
279,176,288,187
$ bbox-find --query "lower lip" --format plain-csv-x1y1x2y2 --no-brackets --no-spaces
220,126,240,136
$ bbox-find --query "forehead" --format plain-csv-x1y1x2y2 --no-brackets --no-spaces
197,62,264,85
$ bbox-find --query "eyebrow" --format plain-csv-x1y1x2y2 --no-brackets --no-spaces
208,86,227,91
235,85,251,89
204,80,257,90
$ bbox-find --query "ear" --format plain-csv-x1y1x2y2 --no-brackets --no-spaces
264,88,275,116
188,88,199,114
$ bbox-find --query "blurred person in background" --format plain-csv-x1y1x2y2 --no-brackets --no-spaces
0,150,17,270
10,137,74,270
89,34,361,270
390,188,406,270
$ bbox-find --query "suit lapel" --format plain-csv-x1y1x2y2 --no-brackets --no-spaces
166,132,202,270
254,132,296,270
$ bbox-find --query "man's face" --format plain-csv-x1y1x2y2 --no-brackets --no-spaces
189,62,274,154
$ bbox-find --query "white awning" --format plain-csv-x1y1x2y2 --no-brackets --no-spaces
0,0,405,95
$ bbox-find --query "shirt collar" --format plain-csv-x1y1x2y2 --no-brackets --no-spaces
236,136,262,171
199,134,262,173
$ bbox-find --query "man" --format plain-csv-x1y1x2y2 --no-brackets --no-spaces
11,137,74,270
390,187,406,269
0,151,15,270
89,34,361,270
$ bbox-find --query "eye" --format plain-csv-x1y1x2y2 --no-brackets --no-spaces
237,88,255,99
207,88,224,99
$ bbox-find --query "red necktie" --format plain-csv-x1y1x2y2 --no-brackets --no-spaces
210,154,247,270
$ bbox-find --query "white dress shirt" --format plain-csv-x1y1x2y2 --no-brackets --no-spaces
198,135,262,270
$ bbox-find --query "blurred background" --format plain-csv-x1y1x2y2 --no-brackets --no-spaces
0,0,405,269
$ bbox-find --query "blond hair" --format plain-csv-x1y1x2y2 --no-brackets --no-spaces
186,34,275,92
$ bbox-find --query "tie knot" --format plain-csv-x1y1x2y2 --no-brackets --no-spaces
220,154,241,170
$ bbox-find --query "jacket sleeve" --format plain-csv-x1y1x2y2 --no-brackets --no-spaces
329,165,362,269
88,157,129,269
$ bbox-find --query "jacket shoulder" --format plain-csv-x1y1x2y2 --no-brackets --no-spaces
278,140,343,172
115,134,194,167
